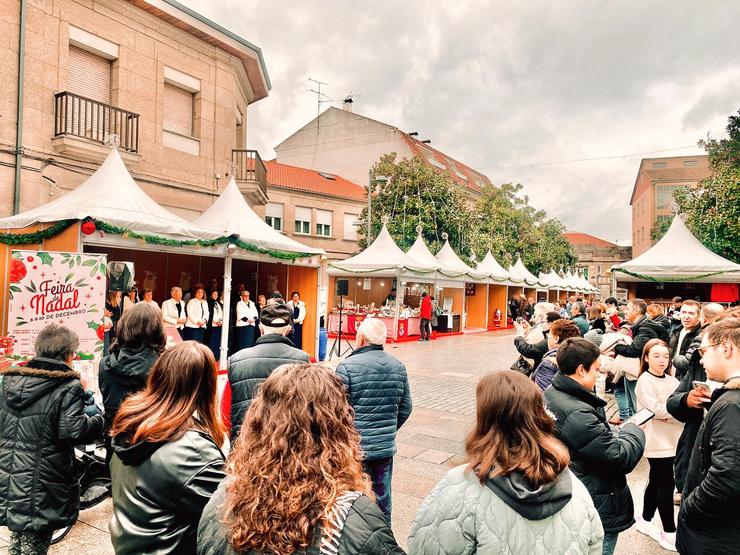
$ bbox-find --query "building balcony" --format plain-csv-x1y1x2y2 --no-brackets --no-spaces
232,149,268,206
53,91,141,163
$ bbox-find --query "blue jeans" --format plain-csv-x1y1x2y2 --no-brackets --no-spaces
363,456,393,524
602,531,619,555
624,378,638,414
614,379,637,420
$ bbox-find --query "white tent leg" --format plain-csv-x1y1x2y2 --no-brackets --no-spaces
219,254,233,370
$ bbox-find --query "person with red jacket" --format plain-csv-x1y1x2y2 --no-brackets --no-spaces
420,292,433,342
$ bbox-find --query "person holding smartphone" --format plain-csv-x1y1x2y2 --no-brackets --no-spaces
634,339,683,551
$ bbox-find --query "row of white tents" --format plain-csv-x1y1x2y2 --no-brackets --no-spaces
0,147,324,364
330,225,600,294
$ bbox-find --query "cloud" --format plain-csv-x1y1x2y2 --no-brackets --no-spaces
182,0,740,241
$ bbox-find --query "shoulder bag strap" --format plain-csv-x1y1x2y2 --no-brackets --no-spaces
319,491,363,555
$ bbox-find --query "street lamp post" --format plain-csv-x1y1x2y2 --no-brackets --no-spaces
367,170,389,243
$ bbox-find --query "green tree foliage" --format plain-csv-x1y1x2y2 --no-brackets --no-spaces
650,218,672,241
357,154,576,274
673,109,740,263
471,184,576,274
356,154,474,255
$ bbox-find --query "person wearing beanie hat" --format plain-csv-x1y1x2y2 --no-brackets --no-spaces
222,301,309,441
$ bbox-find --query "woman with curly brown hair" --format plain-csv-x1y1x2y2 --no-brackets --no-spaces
408,370,603,554
197,363,404,554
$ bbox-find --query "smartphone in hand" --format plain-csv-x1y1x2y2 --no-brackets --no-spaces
620,408,655,428
692,381,714,396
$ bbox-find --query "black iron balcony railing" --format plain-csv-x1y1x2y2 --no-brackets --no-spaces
232,149,267,197
54,91,139,153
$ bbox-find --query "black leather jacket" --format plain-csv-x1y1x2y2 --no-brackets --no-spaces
197,479,405,554
110,428,226,555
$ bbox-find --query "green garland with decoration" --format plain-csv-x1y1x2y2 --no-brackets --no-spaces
613,268,731,282
0,220,77,245
0,218,317,261
91,220,316,261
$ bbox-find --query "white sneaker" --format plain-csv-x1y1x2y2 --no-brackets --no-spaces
659,531,677,552
634,516,661,541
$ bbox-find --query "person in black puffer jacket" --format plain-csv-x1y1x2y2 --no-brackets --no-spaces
647,303,672,342
225,302,309,442
197,363,404,555
99,303,165,432
0,324,104,553
544,338,645,555
677,317,740,555
335,317,412,524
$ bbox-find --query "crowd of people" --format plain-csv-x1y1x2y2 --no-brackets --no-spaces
103,282,308,359
1,288,738,554
512,295,740,553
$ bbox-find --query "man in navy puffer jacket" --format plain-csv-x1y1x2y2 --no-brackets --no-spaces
336,317,412,523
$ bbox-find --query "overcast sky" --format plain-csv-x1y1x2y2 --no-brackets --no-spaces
183,0,739,243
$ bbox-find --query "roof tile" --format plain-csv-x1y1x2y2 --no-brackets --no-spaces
265,161,367,201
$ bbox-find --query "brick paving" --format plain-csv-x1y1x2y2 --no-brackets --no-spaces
1,331,668,554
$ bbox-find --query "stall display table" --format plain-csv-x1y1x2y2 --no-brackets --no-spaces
327,312,367,335
374,316,420,339
436,314,461,333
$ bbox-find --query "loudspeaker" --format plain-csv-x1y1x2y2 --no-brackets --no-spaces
336,279,349,296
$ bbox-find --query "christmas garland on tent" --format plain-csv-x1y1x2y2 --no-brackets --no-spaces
0,218,318,260
0,220,77,245
613,268,731,282
91,220,317,261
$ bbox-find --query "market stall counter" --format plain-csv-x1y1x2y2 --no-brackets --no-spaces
327,305,422,342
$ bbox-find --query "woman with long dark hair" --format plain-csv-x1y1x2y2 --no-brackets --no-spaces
99,303,166,461
634,338,682,551
109,342,226,555
197,363,404,554
409,370,603,554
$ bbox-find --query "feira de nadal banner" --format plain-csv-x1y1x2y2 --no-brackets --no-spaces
7,250,108,356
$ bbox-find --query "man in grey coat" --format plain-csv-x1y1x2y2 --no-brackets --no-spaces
336,318,412,523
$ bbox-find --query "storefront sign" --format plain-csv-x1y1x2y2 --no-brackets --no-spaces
7,250,108,356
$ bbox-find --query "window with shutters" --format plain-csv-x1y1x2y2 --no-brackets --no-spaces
265,203,284,231
295,206,311,235
163,83,194,136
66,45,112,140
316,209,332,237
343,213,359,240
68,45,112,103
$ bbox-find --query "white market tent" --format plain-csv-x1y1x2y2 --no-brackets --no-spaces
194,177,324,365
330,224,436,276
547,269,567,290
0,147,216,240
195,177,323,256
0,147,326,366
612,216,740,283
509,257,540,287
435,239,486,281
476,251,511,283
406,232,442,272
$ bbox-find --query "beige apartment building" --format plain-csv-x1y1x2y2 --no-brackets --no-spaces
1,0,270,221
630,155,709,256
275,104,492,200
564,232,632,298
256,160,367,260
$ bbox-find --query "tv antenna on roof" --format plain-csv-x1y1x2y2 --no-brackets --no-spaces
307,77,333,127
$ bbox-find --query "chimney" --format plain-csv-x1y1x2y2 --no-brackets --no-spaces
342,97,354,113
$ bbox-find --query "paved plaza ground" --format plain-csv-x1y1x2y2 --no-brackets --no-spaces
1,330,672,554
